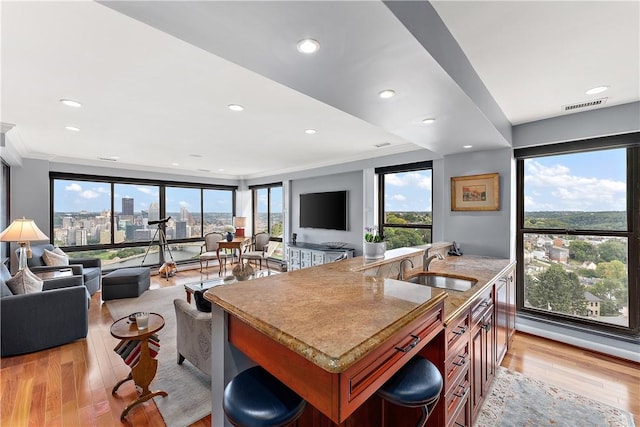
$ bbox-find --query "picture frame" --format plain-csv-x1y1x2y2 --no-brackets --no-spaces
451,173,500,211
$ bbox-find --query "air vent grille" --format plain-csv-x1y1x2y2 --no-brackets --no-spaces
97,157,117,162
562,97,607,112
374,142,391,148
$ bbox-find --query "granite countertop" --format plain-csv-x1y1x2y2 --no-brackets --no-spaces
205,250,514,373
402,255,515,324
205,260,447,373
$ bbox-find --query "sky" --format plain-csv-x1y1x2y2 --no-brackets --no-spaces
524,148,626,212
53,147,627,213
54,181,233,213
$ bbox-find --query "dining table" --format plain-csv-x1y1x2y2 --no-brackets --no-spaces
217,236,251,274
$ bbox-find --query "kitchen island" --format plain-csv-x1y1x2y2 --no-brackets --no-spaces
205,248,514,426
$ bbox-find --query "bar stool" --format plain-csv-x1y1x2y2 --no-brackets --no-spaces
223,366,307,427
377,356,443,427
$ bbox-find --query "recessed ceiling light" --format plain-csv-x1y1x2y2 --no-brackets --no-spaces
228,104,244,112
304,129,317,134
585,86,609,95
218,168,225,172
378,90,396,99
65,126,80,132
60,99,82,108
297,38,320,54
171,162,179,166
463,145,473,149
422,118,436,124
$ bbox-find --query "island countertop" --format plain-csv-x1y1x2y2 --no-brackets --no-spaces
205,259,447,373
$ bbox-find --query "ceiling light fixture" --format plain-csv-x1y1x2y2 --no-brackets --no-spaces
228,104,244,112
422,118,436,124
297,38,320,54
378,90,396,99
304,129,317,134
60,98,82,108
171,162,179,166
65,126,80,132
585,85,609,95
463,145,473,149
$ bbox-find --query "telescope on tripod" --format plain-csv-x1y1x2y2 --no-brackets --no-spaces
141,217,177,279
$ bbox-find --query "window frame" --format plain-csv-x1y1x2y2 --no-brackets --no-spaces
515,132,640,337
50,172,237,264
375,161,433,246
250,182,283,243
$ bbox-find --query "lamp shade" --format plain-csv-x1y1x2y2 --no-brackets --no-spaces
233,217,247,228
0,218,49,242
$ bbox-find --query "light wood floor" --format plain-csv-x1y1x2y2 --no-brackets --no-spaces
1,264,638,426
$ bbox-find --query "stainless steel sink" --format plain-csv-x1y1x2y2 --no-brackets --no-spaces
403,273,477,292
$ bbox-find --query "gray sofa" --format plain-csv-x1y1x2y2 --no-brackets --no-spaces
0,263,90,357
20,244,102,295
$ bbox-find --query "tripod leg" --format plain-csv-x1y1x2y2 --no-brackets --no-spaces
141,227,160,266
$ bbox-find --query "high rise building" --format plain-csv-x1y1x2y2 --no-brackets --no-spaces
148,202,160,222
122,197,134,216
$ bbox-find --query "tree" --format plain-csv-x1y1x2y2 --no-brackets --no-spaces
589,279,623,316
596,260,627,281
598,240,627,263
569,240,598,262
525,263,587,316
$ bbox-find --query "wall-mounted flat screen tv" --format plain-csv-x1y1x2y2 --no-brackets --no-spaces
299,190,348,230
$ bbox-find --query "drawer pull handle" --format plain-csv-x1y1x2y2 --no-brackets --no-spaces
482,323,491,332
479,301,491,308
452,325,467,336
452,355,466,366
395,334,420,353
453,386,468,399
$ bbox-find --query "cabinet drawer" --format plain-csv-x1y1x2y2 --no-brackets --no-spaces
312,252,325,266
347,306,443,402
444,337,470,392
446,310,469,351
471,287,493,324
445,366,470,424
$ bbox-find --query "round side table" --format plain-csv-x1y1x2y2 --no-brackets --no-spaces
110,313,167,421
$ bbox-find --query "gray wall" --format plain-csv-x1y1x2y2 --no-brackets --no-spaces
289,171,364,253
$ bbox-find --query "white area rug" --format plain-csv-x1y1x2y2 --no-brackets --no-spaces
106,286,211,427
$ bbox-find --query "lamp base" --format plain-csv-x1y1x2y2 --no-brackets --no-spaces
235,228,245,237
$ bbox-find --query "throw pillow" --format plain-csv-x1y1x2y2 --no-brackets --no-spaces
6,268,44,295
194,290,212,313
43,248,69,266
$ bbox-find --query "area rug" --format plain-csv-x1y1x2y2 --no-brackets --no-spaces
475,366,636,427
105,286,210,427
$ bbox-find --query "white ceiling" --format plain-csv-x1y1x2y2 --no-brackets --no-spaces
2,1,638,180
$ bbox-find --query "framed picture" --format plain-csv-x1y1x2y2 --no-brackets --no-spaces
451,173,500,211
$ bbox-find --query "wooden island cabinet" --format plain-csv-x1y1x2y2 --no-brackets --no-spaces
206,246,515,427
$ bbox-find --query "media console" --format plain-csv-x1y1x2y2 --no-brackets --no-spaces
286,242,355,271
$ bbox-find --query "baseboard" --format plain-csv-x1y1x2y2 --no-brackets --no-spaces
516,317,640,363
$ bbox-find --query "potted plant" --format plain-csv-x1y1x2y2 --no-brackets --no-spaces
364,226,386,260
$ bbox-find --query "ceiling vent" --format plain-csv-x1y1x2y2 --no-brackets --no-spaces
562,97,607,112
374,142,391,148
97,156,118,162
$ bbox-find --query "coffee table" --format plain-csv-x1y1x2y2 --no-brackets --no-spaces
184,270,279,303
33,268,74,280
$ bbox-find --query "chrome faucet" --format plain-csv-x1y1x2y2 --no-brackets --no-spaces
423,251,444,271
398,258,414,280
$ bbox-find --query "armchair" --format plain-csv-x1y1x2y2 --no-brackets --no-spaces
174,297,212,377
20,243,102,295
0,263,89,357
243,232,276,271
199,232,232,273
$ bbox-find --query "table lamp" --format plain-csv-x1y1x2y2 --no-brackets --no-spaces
233,216,247,237
0,217,49,270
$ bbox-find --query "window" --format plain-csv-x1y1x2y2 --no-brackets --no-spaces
376,161,433,250
251,183,283,261
51,173,236,271
516,135,639,336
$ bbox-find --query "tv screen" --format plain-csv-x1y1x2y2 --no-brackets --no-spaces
299,191,348,230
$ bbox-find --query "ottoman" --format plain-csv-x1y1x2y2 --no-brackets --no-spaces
101,267,150,301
